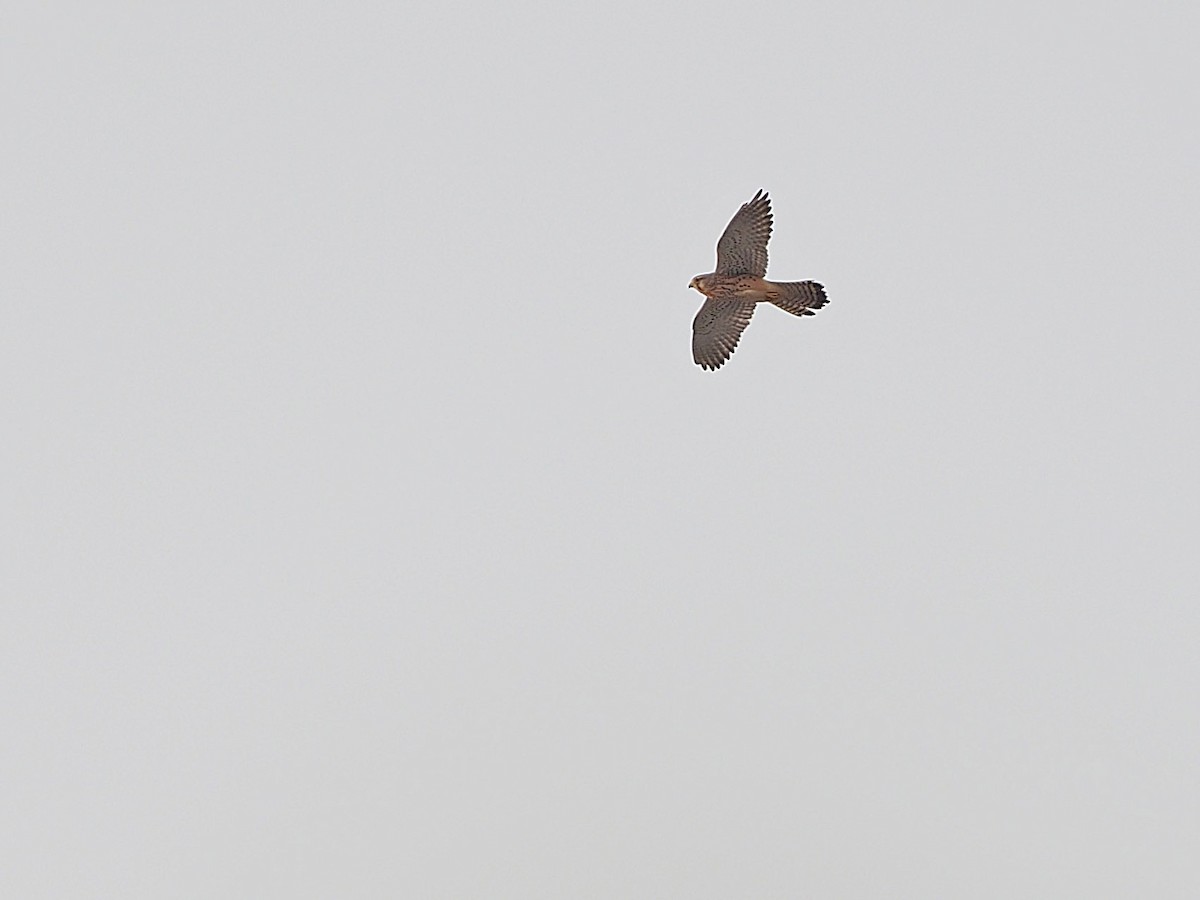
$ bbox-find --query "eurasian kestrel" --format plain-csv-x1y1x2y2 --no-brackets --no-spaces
689,190,828,370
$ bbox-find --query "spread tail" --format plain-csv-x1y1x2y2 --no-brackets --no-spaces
768,281,827,316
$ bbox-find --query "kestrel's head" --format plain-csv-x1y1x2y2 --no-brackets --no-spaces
689,274,709,292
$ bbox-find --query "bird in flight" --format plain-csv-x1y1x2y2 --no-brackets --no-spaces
688,190,828,370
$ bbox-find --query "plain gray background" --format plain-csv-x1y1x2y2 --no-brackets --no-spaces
5,1,1198,896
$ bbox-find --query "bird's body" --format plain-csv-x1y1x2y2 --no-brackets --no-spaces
688,190,828,370
691,273,772,298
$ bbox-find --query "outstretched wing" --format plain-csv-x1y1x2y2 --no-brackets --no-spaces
692,292,757,370
715,190,772,277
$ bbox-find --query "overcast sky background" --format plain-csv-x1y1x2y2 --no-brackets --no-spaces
5,1,1199,896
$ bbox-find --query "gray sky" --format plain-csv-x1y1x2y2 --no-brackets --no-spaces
5,1,1199,896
